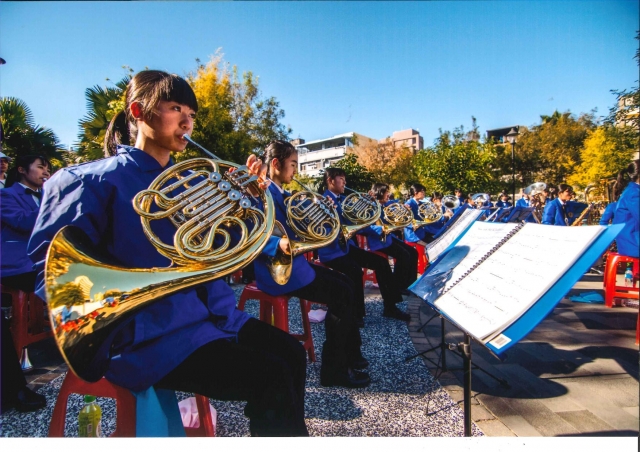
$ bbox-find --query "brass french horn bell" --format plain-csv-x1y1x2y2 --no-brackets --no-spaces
45,135,275,382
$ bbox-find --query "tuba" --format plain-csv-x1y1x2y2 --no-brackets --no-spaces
45,135,275,382
524,182,547,224
471,193,491,208
267,178,341,285
413,201,443,231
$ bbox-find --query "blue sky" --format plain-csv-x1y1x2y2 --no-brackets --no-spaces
1,1,638,150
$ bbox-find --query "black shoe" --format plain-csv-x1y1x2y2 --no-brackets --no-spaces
351,356,369,370
383,306,411,322
321,367,371,388
14,387,47,413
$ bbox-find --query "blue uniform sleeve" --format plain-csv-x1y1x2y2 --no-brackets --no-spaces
28,169,111,299
0,189,39,233
599,203,616,225
542,201,556,225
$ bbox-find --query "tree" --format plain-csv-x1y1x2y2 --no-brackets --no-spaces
317,153,374,192
76,74,131,162
0,97,66,166
567,126,637,188
413,126,500,196
352,138,415,189
514,110,597,185
184,53,291,164
605,30,639,152
49,282,85,309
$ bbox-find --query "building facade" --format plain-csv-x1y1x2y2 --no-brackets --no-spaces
387,129,424,153
295,132,377,177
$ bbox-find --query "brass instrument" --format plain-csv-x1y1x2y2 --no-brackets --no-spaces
268,178,340,285
582,179,615,225
570,202,595,226
471,193,491,208
524,182,547,224
413,201,444,231
45,135,275,382
341,186,382,240
442,194,460,215
377,202,413,239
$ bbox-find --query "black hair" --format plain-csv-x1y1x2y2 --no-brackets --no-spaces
613,159,640,200
264,140,297,178
104,70,198,157
371,182,389,201
5,155,51,188
409,183,426,197
431,191,443,201
557,183,574,194
323,167,346,188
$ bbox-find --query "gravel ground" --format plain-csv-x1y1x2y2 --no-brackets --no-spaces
0,286,481,437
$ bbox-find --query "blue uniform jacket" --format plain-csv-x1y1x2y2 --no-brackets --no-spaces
403,198,428,242
542,198,583,226
28,146,251,391
599,202,617,226
515,198,530,208
317,189,355,262
356,202,392,252
254,183,316,296
1,183,41,277
613,182,639,258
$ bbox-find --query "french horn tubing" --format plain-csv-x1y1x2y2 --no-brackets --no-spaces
45,135,275,382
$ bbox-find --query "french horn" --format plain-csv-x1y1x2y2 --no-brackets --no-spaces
376,202,413,239
268,180,341,285
413,201,443,231
45,135,275,382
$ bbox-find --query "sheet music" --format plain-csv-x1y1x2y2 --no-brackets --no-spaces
426,209,484,262
443,222,521,291
435,223,604,340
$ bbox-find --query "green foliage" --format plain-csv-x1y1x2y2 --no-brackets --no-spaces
183,54,291,164
0,97,66,166
514,110,597,186
318,153,374,192
413,126,500,196
76,75,130,162
567,126,637,188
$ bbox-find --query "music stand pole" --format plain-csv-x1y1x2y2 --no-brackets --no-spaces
455,333,472,437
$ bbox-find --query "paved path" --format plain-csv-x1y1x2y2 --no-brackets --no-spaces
407,272,639,437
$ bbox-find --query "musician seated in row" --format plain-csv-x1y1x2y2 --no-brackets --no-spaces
28,71,308,436
599,174,626,226
516,192,530,208
495,193,512,208
542,183,578,226
404,185,447,245
361,182,419,292
253,141,371,388
454,188,465,206
1,155,51,293
612,159,639,259
316,168,411,324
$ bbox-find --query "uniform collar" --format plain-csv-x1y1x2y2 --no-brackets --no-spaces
116,145,174,173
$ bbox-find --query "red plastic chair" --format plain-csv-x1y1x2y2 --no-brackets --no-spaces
1,285,52,370
48,372,215,437
238,283,316,362
404,241,428,274
603,253,639,308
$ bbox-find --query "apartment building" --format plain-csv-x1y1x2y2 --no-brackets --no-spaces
387,129,424,153
486,125,523,144
295,132,376,177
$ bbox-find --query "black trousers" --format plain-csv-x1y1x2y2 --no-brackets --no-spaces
1,314,27,411
156,317,308,437
287,263,363,369
377,239,419,290
324,246,402,318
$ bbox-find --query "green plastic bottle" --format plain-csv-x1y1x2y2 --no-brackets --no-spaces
78,395,102,437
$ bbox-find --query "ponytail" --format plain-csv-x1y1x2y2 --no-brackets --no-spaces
104,110,130,157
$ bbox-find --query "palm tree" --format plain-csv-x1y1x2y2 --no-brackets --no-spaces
76,76,130,162
0,97,65,163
